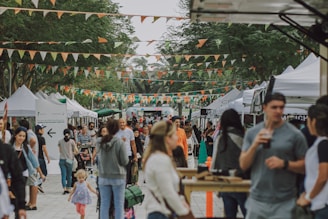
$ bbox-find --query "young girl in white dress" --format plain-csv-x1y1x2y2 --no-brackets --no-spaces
68,169,97,219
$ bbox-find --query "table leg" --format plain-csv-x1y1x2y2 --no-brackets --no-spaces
184,185,192,204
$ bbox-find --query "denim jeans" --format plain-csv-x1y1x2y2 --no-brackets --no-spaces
98,177,125,219
314,205,328,219
148,212,169,219
59,159,72,189
221,192,247,218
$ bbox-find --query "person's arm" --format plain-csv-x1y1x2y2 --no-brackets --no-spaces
130,140,137,162
42,144,50,164
67,183,77,201
298,141,328,206
29,136,37,154
240,129,268,171
87,182,98,195
265,157,305,174
182,132,188,159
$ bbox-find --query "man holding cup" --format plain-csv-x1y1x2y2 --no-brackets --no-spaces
239,92,308,219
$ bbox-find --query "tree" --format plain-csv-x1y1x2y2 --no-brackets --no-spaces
0,0,135,101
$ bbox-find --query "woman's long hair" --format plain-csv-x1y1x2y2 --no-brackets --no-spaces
142,120,175,170
10,126,29,153
100,119,119,150
220,109,244,153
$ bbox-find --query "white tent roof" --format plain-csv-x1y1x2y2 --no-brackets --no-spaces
47,93,81,118
0,85,38,117
281,65,294,74
228,97,251,114
35,91,49,99
205,88,241,110
243,82,267,106
273,57,320,104
295,53,318,70
71,99,97,118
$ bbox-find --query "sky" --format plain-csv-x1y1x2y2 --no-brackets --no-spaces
111,0,183,57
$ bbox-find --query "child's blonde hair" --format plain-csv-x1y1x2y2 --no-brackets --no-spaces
74,169,88,179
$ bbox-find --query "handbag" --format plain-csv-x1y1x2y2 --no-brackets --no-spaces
124,185,144,208
292,205,314,219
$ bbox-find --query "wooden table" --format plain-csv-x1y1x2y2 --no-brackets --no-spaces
182,179,251,203
177,168,198,179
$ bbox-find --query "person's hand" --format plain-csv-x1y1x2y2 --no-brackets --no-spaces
252,129,272,148
133,157,138,162
18,209,27,219
265,156,284,169
40,174,46,182
297,192,311,206
47,159,51,164
68,196,71,202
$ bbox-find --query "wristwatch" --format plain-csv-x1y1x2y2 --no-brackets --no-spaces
305,193,312,201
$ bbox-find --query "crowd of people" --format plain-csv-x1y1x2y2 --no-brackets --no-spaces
1,92,328,219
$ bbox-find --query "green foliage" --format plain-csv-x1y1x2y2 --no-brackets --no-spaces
0,0,135,105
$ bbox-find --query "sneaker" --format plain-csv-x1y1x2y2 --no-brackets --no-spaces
37,186,44,193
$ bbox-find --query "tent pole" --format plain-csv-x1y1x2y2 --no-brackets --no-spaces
320,45,328,95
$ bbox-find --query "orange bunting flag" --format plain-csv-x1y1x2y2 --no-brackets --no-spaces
57,11,64,19
155,55,161,61
157,71,163,79
93,54,101,60
214,55,220,61
225,86,229,92
200,90,205,95
28,64,35,71
97,13,106,18
62,68,68,76
217,69,223,77
222,60,227,67
141,16,147,23
50,0,56,6
141,71,147,77
98,37,108,43
61,53,69,62
14,9,21,14
148,80,152,84
187,71,192,78
196,39,208,48
184,55,192,61
170,80,174,85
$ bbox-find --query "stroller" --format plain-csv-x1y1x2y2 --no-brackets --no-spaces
71,145,93,187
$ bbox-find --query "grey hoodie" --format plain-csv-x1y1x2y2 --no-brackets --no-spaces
96,136,129,179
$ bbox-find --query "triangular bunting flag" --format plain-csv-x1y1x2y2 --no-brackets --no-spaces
98,37,108,43
31,0,39,8
73,67,78,77
7,49,14,58
153,16,160,23
207,70,212,78
97,13,106,18
224,54,229,59
50,52,58,61
105,71,110,79
61,52,69,62
114,42,123,48
196,39,208,48
84,69,89,78
82,53,90,59
18,50,25,59
14,9,21,14
43,10,49,17
72,53,78,62
155,55,161,61
205,62,211,68
85,13,92,20
28,64,35,71
141,16,147,23
51,66,58,74
15,0,22,5
231,59,236,65
0,8,7,15
40,51,47,60
93,54,100,60
222,60,227,67
0,49,3,56
184,55,192,61
57,11,64,19
175,55,181,63
50,0,56,6
28,10,33,16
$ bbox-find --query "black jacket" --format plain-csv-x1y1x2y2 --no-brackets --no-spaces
0,141,26,210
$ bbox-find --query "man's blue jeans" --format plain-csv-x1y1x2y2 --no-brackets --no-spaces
98,177,125,219
314,205,328,219
148,212,169,219
221,192,247,218
59,159,72,189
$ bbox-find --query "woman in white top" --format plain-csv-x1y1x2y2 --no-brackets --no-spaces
297,104,328,219
143,120,191,219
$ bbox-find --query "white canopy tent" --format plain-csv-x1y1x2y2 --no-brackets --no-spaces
272,57,320,105
0,85,38,117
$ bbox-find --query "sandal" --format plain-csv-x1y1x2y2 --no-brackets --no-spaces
26,206,37,210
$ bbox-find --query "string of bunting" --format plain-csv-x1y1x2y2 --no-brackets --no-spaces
0,48,248,67
0,6,188,22
59,84,247,104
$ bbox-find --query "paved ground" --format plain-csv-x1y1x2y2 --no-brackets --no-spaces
10,164,244,219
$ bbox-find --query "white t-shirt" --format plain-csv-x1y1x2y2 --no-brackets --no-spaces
27,129,39,157
0,130,11,144
187,137,194,155
116,128,134,156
